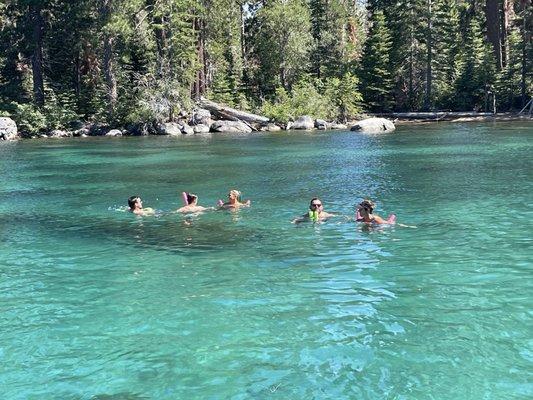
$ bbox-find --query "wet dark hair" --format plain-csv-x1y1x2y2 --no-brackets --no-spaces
359,199,375,213
128,196,140,209
186,192,197,204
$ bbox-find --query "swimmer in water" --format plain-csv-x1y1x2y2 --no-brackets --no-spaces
219,189,251,209
128,196,155,216
293,198,334,223
177,192,209,213
356,199,393,224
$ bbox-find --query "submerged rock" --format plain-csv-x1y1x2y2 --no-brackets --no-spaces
0,117,18,140
350,118,395,133
291,115,314,130
211,120,252,133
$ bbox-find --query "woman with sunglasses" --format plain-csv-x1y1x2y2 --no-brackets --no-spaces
219,189,251,209
356,199,396,224
293,198,334,223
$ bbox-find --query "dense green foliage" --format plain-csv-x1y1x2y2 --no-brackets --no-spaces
0,0,531,132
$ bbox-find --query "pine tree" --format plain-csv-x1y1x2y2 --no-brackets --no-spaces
454,15,496,110
251,0,312,96
433,0,461,109
360,9,394,111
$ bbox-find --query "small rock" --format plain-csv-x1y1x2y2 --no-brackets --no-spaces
73,128,90,137
49,129,72,138
350,118,395,134
0,117,18,140
105,129,122,137
291,115,315,130
180,122,194,135
211,120,252,133
286,121,293,130
260,123,282,132
330,123,348,130
315,119,329,130
193,124,211,134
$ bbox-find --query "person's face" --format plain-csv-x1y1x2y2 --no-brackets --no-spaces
228,192,237,200
309,200,323,212
135,198,143,209
359,206,371,216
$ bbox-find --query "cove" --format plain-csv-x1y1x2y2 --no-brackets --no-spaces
0,122,531,399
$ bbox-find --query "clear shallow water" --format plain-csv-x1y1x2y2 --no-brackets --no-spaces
0,123,532,399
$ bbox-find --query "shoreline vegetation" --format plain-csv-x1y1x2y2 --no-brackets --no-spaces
0,1,531,141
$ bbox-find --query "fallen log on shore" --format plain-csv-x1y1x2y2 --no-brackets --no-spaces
198,97,270,124
378,112,494,120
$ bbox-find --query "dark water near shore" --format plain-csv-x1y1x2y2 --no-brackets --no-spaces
1,122,532,399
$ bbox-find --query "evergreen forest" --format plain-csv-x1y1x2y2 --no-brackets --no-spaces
0,0,531,133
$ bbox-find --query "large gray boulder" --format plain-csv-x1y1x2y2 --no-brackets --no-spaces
105,129,122,137
0,117,18,140
157,122,182,136
211,120,252,133
291,115,315,130
193,124,210,134
350,118,395,133
190,108,212,126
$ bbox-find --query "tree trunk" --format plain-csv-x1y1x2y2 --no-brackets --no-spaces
485,0,503,70
199,98,269,123
74,51,81,112
29,3,45,107
155,16,166,78
424,0,433,110
520,0,530,107
101,0,117,116
193,16,206,98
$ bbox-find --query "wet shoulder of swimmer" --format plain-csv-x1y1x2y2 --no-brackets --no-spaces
177,192,210,213
219,189,251,209
127,196,155,216
293,198,335,223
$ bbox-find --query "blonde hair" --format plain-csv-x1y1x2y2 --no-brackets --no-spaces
228,189,241,199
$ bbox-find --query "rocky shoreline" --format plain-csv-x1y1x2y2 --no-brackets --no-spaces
2,105,529,142
0,99,397,141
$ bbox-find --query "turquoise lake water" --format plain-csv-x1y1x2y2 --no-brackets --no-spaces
1,123,532,399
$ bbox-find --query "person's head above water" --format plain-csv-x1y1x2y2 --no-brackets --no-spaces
228,189,241,202
358,199,375,214
309,198,323,211
185,192,198,205
128,196,142,210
